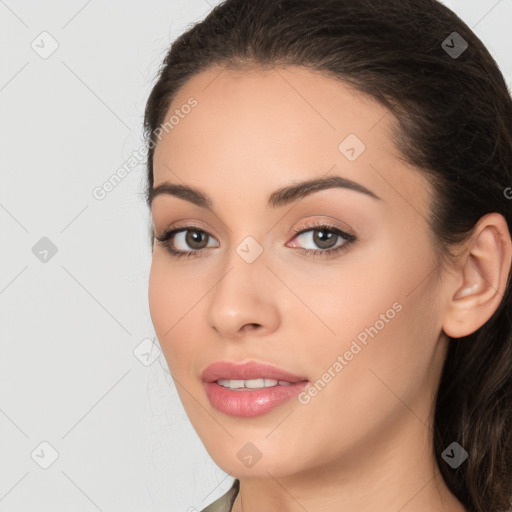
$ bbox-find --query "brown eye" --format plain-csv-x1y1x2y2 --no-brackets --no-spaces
290,223,356,256
185,230,209,250
311,229,338,249
155,226,220,257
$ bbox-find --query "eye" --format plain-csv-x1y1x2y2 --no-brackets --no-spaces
155,221,356,259
155,226,219,258
288,221,356,257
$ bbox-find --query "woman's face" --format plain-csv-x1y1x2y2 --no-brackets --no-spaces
148,65,450,480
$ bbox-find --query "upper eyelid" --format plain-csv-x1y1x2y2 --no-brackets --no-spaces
158,220,349,234
154,210,356,236
292,221,352,234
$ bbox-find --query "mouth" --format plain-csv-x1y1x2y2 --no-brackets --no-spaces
201,360,309,417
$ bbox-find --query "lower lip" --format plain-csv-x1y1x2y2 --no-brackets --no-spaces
203,381,309,417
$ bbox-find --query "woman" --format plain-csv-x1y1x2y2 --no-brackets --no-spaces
143,0,512,510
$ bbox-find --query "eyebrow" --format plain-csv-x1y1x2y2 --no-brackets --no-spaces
149,175,382,211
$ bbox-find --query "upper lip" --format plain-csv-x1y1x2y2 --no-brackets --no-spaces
201,360,308,383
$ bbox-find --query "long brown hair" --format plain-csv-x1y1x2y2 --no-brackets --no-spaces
143,1,512,510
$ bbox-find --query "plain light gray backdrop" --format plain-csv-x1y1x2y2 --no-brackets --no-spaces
0,0,511,510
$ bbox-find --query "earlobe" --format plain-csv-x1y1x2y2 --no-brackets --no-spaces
442,213,512,339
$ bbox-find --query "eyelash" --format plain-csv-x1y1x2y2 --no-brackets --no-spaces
154,221,357,260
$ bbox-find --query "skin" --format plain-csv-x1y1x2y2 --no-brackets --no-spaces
148,65,511,512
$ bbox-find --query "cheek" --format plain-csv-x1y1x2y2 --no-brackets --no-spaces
290,251,401,352
148,257,169,335
148,255,209,380
304,238,438,385
325,266,441,417
148,257,184,358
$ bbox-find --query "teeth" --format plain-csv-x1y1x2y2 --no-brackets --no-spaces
217,378,294,390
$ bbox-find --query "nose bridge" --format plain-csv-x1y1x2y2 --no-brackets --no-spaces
214,233,267,307
205,232,280,336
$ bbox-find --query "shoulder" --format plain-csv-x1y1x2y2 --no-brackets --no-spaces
199,479,240,512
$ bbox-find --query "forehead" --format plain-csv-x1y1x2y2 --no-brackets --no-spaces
151,65,431,213
154,65,394,162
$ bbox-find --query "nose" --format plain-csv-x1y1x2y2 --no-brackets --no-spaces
205,249,281,341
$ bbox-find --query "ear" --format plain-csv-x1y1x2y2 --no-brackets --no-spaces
442,213,512,339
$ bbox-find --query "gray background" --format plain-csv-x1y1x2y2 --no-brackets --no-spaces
0,1,510,510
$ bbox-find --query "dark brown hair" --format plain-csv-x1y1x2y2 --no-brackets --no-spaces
143,1,512,510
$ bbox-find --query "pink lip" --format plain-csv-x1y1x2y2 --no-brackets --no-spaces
201,360,308,383
201,360,309,417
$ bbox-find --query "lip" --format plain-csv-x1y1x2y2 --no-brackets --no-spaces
201,360,308,383
201,360,309,418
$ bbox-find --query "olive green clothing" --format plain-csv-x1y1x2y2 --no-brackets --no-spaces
200,479,240,512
